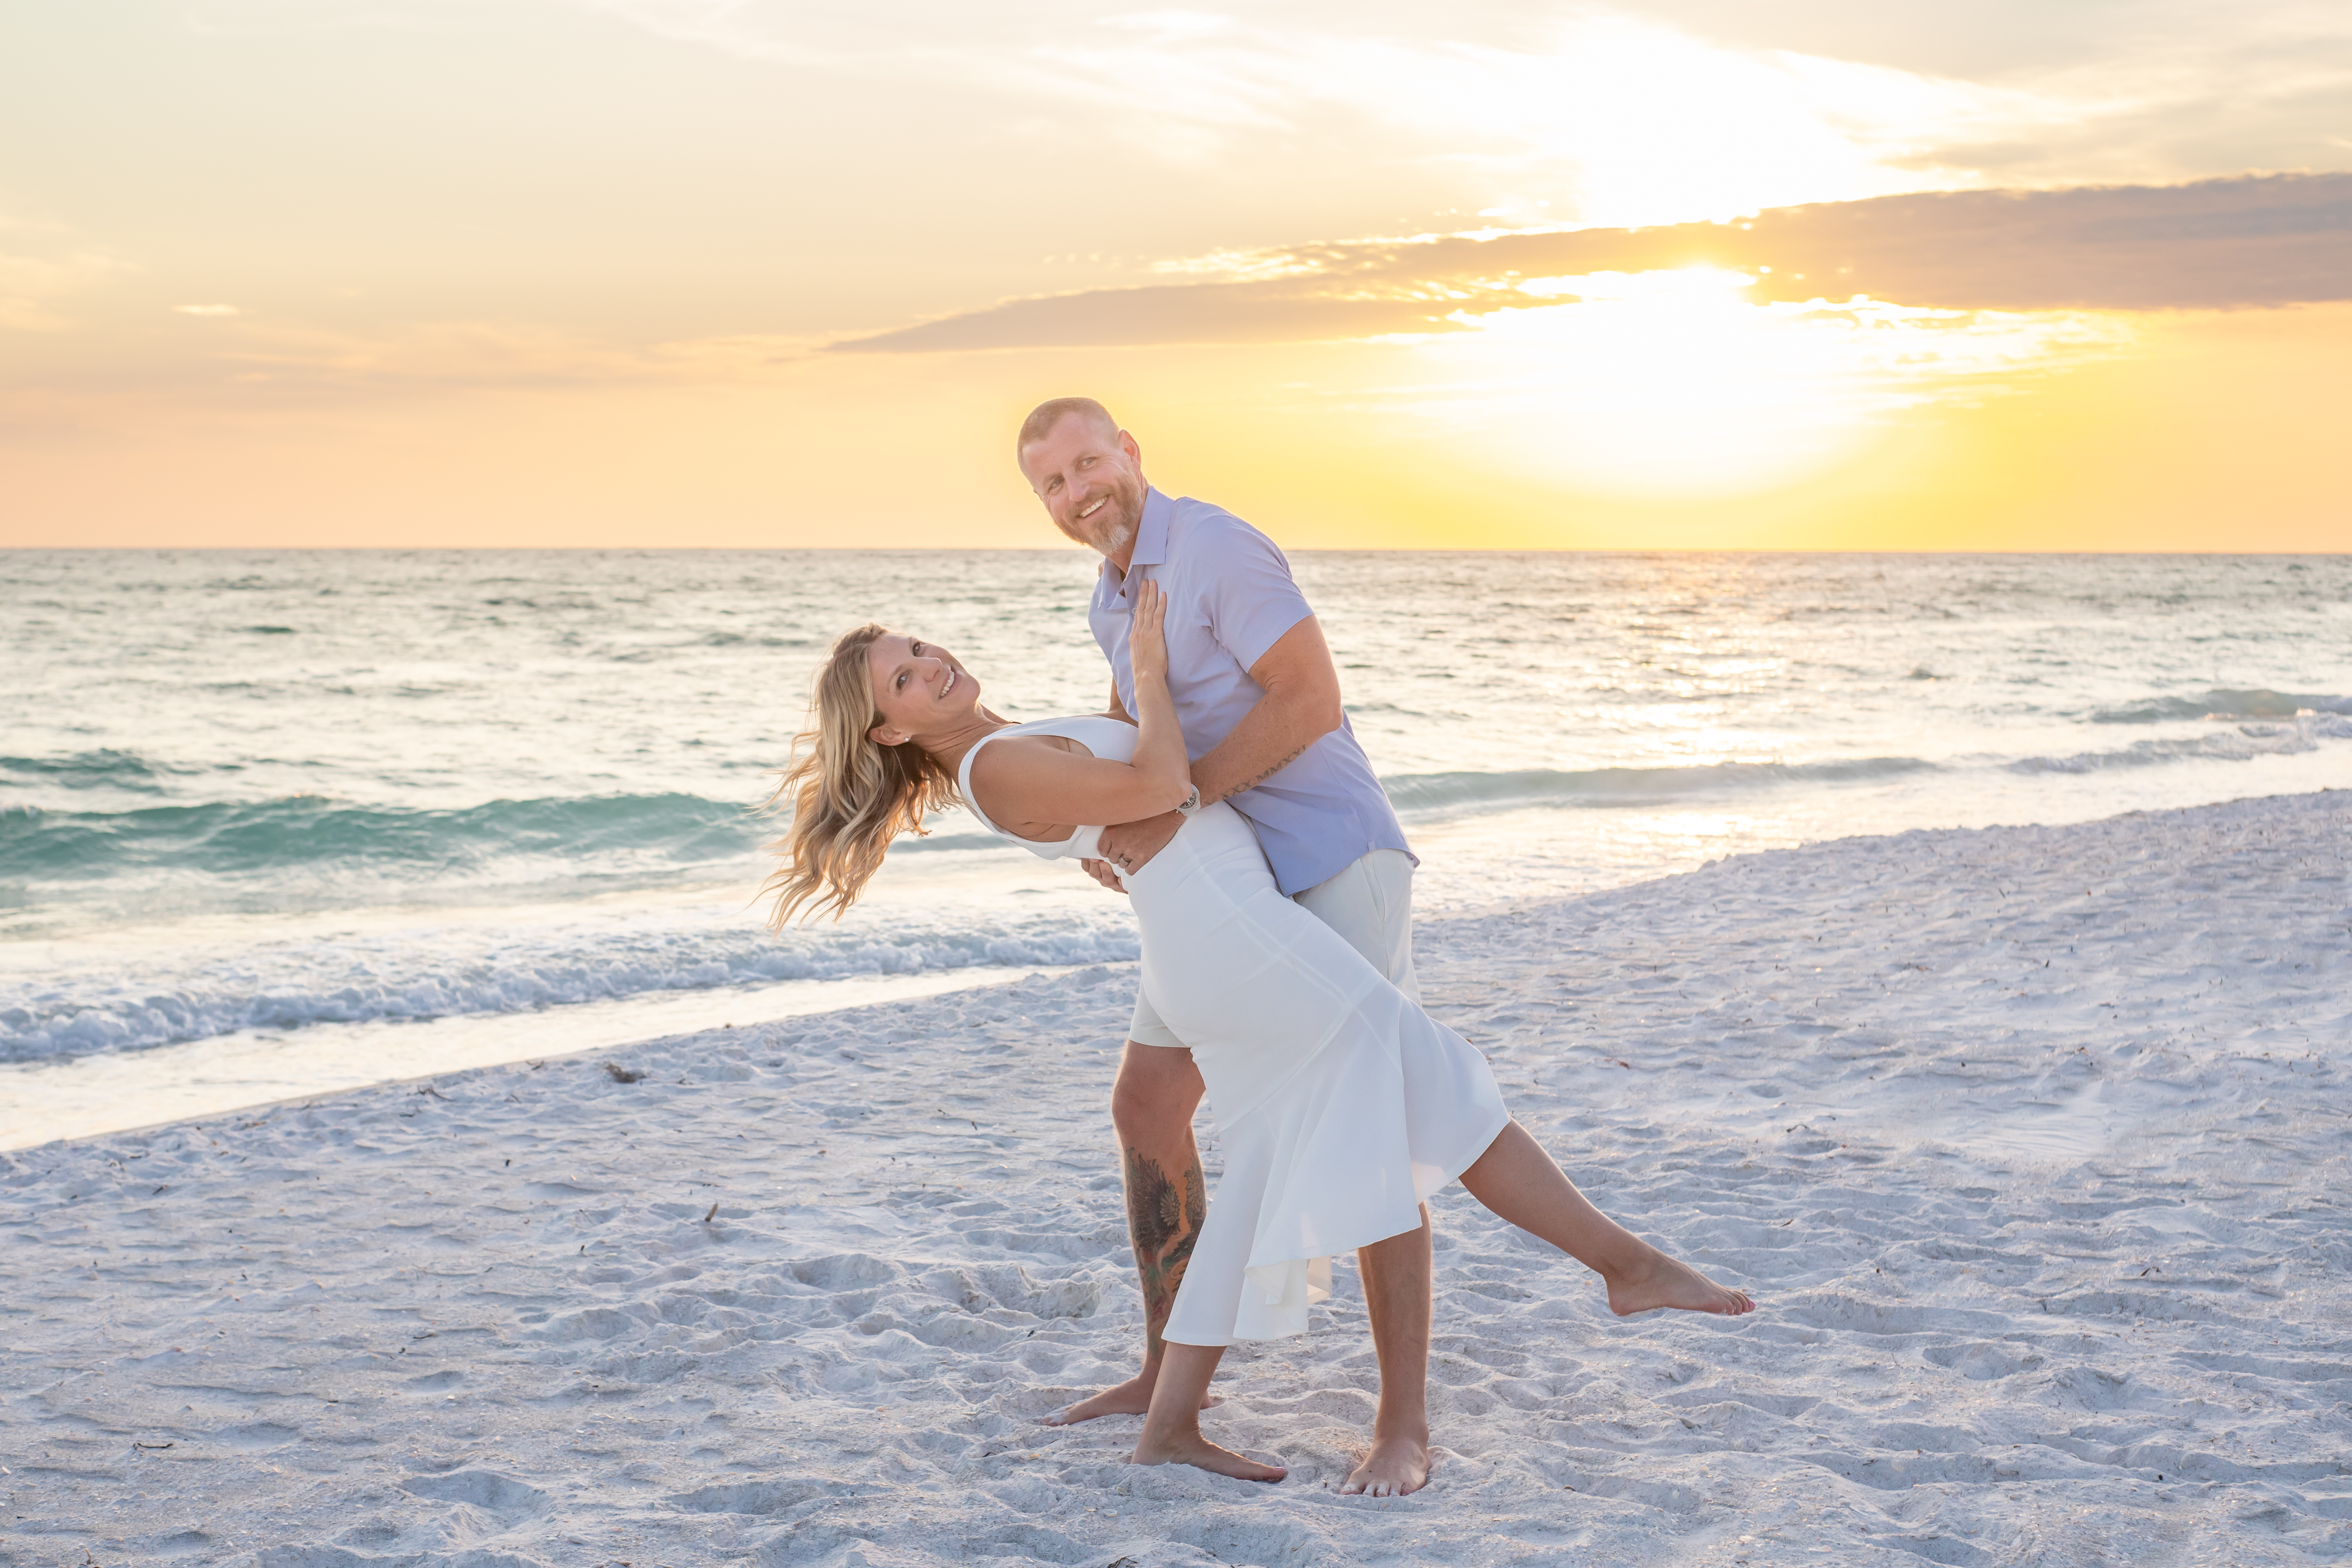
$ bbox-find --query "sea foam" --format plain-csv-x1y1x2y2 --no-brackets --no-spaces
0,905,1140,1061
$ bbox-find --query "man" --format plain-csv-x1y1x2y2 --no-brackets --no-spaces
1015,395,1436,1497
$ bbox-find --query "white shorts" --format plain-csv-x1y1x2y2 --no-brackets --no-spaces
1128,847,1417,1049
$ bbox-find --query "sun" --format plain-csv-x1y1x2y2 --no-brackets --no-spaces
1341,269,2128,498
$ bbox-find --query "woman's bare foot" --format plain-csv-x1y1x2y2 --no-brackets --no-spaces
1042,1376,1221,1426
1340,1432,1431,1497
1131,1430,1285,1483
1605,1249,1754,1317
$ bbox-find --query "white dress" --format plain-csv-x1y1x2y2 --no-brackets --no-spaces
960,716,1509,1346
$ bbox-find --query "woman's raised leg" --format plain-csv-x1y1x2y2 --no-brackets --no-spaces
1130,1342,1286,1482
1457,1120,1754,1317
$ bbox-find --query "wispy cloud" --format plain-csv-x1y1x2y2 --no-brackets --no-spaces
103,316,808,401
575,5,2082,225
0,209,135,336
832,174,2352,354
1925,2,2352,184
567,3,2352,226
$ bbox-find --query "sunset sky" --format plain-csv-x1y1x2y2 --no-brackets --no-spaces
3,1,2347,550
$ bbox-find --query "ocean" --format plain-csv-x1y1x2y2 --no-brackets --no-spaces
5,548,2348,1143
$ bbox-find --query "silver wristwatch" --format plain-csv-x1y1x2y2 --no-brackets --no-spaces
1175,784,1203,817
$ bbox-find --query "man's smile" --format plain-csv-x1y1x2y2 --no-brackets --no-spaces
1077,497,1106,520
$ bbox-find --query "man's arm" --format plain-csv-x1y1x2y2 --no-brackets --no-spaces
1189,615,1343,807
1091,616,1343,874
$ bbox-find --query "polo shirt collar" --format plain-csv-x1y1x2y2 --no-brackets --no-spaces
1131,487,1172,568
1100,487,1172,599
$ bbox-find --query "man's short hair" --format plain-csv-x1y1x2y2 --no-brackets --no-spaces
1016,397,1118,466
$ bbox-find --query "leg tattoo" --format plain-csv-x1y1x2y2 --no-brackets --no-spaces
1125,1145,1207,1357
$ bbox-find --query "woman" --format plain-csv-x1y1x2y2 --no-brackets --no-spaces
766,583,1753,1485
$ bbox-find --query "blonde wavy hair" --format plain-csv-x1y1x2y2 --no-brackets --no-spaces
760,624,963,927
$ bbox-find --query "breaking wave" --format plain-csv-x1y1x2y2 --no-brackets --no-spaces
0,905,1139,1063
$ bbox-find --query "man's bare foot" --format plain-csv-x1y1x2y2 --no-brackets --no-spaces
1042,1375,1221,1426
1605,1249,1755,1317
1131,1431,1285,1483
1340,1432,1431,1497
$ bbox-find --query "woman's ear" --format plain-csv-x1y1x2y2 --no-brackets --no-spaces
868,722,910,747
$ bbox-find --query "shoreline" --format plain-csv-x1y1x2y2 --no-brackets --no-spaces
5,789,2346,1565
0,962,1091,1155
15,762,2352,1155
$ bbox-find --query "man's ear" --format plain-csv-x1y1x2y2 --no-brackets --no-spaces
868,723,910,747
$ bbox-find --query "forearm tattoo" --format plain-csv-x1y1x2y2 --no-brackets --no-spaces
1225,742,1310,801
1124,1145,1208,1355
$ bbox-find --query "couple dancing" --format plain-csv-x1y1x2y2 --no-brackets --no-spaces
766,397,1753,1494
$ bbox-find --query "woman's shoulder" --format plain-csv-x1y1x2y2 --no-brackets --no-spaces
966,722,1078,777
978,729,1088,761
965,718,1131,796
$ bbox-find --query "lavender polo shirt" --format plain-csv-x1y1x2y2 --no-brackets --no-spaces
1090,487,1413,897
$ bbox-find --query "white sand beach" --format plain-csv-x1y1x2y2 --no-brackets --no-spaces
5,790,2347,1568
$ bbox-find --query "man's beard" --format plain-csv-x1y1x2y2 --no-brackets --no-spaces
1093,514,1137,555
1083,473,1145,555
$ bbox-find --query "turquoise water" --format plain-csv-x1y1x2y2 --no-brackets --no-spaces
5,548,2349,1068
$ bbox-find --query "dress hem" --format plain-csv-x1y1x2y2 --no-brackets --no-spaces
1161,1102,1513,1348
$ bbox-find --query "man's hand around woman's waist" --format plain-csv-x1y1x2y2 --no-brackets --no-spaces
1084,810,1186,889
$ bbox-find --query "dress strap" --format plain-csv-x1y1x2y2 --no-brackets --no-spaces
956,728,1008,839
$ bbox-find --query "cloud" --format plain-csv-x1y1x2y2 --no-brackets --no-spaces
563,2,2352,226
569,3,2110,224
0,297,72,334
174,304,243,317
134,317,807,401
830,173,2352,353
0,211,135,335
824,279,1518,353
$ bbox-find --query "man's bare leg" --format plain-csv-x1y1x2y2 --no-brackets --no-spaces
1460,1121,1754,1317
1131,1341,1286,1481
1042,1041,1212,1426
1342,1205,1434,1497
